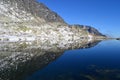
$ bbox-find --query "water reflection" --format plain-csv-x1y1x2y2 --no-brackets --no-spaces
25,40,120,80
0,39,101,80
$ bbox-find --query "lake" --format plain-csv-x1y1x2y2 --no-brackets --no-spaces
0,40,120,80
25,40,120,80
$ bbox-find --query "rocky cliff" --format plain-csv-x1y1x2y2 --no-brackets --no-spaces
0,0,106,43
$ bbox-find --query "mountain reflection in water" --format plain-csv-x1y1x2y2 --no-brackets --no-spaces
26,40,120,80
0,39,101,80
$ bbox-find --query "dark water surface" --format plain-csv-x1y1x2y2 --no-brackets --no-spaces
25,40,120,80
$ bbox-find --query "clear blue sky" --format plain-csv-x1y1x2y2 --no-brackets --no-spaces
37,0,120,38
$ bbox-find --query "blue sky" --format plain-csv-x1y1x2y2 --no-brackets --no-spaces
37,0,120,38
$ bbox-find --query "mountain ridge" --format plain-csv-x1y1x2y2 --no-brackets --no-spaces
0,0,106,42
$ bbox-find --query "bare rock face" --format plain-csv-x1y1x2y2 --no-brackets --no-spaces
0,0,66,23
0,0,70,42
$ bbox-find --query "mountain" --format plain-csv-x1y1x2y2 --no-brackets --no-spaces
0,0,106,43
69,25,106,37
0,0,66,23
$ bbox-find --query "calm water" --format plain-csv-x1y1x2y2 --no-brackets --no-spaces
0,40,120,80
25,40,120,80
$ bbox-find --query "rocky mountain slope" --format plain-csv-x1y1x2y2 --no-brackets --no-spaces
0,0,106,43
0,0,66,23
69,25,106,37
